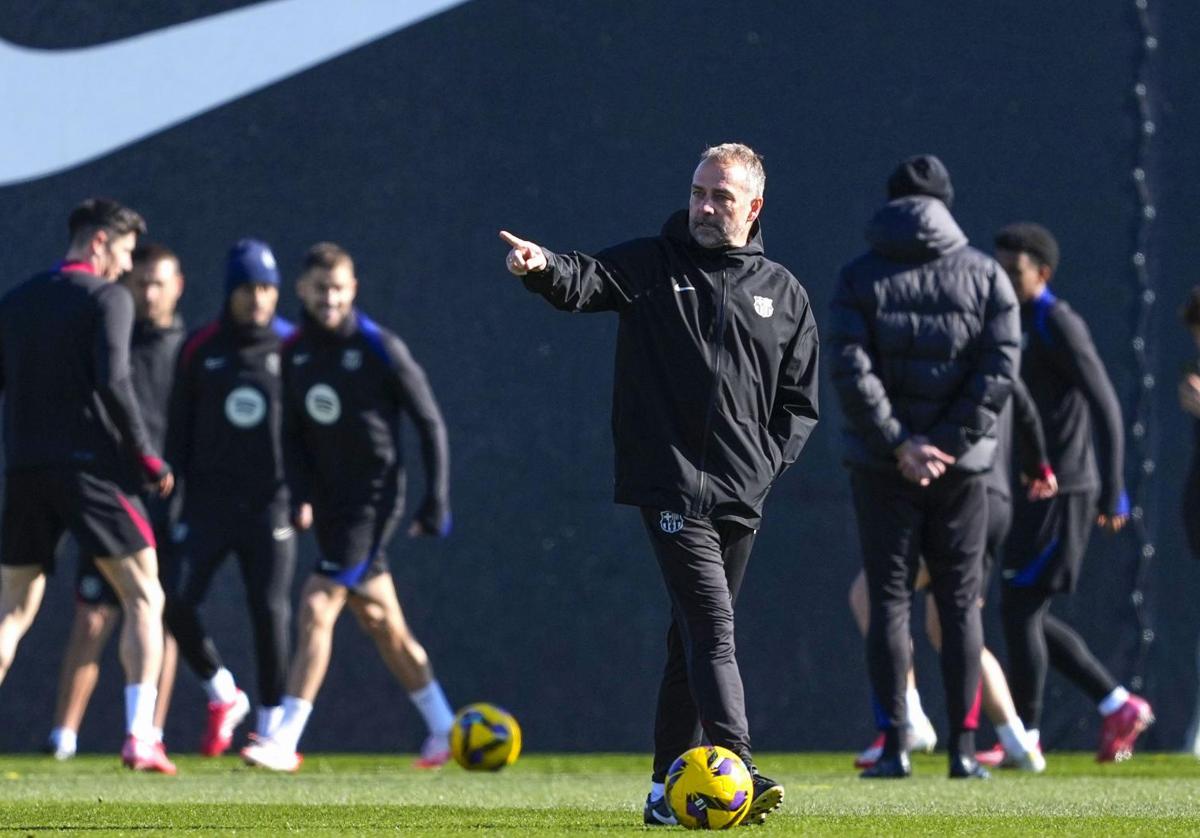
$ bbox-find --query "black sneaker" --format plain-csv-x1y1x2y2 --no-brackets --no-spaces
948,755,991,780
643,794,677,826
743,772,784,825
859,751,911,779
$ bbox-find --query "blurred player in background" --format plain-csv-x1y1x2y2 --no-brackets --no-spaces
163,239,296,756
0,198,175,773
47,243,187,760
242,242,454,772
995,222,1153,763
500,143,819,825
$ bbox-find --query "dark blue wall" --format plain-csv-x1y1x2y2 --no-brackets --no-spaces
0,1,1197,755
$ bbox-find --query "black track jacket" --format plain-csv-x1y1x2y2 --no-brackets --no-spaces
521,210,820,527
281,310,450,532
0,263,167,485
166,311,293,509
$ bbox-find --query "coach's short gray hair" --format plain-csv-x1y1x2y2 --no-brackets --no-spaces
699,143,766,197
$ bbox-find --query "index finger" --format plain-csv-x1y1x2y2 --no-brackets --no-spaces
499,230,525,249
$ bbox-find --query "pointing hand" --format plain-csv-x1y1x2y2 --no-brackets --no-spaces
499,230,547,276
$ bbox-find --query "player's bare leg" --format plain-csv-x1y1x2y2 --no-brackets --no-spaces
96,547,174,774
154,633,178,738
50,604,119,758
288,575,349,702
924,593,1043,771
349,572,454,767
348,572,432,691
0,565,47,686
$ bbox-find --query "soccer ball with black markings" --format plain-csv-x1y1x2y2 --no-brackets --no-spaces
666,745,753,829
450,703,522,771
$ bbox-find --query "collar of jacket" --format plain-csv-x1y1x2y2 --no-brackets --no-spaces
133,314,185,341
865,195,968,263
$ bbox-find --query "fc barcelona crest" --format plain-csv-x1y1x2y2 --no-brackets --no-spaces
753,296,774,318
660,511,684,534
342,349,362,370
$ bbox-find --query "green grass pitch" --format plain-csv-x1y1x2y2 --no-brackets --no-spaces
1,752,1199,835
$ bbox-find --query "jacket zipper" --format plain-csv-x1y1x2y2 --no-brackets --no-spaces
693,268,728,516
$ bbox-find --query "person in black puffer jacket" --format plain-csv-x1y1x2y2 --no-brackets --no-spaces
831,155,1019,780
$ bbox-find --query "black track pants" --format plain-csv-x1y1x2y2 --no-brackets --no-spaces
163,498,296,707
642,509,755,781
851,470,986,757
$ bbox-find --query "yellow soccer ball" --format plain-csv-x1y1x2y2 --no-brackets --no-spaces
665,745,753,829
450,703,522,771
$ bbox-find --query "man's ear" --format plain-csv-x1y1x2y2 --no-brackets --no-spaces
747,196,764,224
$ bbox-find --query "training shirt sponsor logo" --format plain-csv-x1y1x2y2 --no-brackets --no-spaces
305,383,342,425
204,356,227,370
225,386,268,428
342,349,362,371
659,511,684,534
753,296,774,318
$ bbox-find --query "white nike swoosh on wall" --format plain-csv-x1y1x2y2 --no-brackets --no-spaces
0,0,466,187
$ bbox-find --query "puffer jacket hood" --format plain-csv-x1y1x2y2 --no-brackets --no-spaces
866,196,968,263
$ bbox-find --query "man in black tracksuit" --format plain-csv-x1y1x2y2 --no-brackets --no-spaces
49,243,187,759
241,241,455,773
832,156,1019,779
163,239,296,757
994,223,1152,763
500,143,819,826
0,198,176,774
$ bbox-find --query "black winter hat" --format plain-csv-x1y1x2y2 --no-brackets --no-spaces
994,222,1060,272
887,154,954,208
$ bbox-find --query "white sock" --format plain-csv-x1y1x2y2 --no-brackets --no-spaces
125,683,158,741
1098,687,1130,716
1027,728,1040,747
204,668,238,704
409,680,455,737
273,696,313,753
151,727,164,744
649,781,666,802
906,685,928,724
995,721,1031,755
257,706,284,738
49,727,77,753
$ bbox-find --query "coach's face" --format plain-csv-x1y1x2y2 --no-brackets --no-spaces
689,160,762,249
299,261,357,331
125,257,183,327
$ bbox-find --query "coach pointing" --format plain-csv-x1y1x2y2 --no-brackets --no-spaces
501,143,819,827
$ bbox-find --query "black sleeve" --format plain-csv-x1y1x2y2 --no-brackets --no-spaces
94,285,167,480
520,239,658,313
768,294,820,472
927,268,1021,458
280,359,316,509
1051,308,1127,515
1011,374,1050,479
829,271,909,455
386,335,451,533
